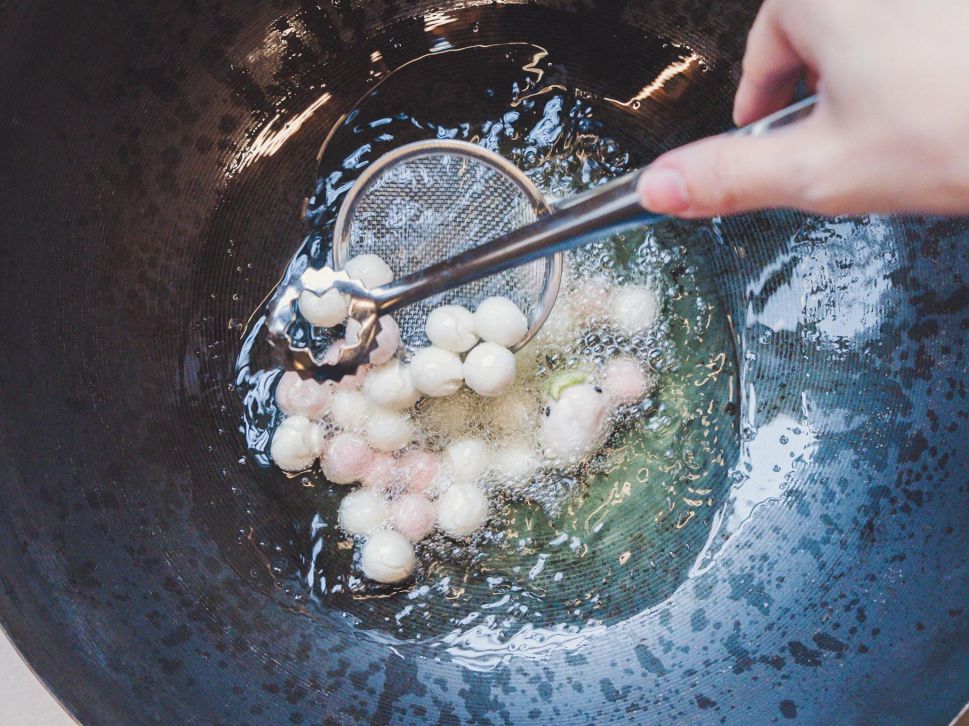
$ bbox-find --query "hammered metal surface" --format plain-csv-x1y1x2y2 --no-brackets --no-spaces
0,1,966,725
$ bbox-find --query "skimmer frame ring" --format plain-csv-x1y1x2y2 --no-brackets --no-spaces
332,140,563,352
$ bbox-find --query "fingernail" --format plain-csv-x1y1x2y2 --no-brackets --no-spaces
638,168,689,214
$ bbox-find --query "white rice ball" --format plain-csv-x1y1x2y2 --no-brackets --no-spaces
339,489,390,535
365,409,414,452
409,347,464,397
390,494,437,542
539,383,611,463
343,254,394,289
329,390,371,430
603,357,651,404
346,314,400,366
473,296,528,347
610,285,660,334
436,484,490,537
425,305,478,353
445,438,491,485
360,530,415,583
275,371,333,420
270,416,325,472
463,342,516,398
299,288,348,328
363,359,420,410
492,443,540,483
321,432,372,484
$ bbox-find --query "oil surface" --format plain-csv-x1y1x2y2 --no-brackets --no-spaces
234,40,739,664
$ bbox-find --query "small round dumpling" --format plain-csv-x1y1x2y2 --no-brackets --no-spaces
365,409,414,452
610,285,660,334
463,342,516,397
329,390,371,430
425,305,478,353
539,383,611,463
363,359,420,410
603,357,651,404
321,432,372,484
360,529,415,584
492,443,540,483
339,489,390,535
445,438,491,485
391,494,436,542
362,454,397,492
275,371,333,420
344,254,394,289
473,296,528,347
398,450,441,495
299,288,348,328
346,315,400,366
558,383,611,434
372,316,402,365
436,484,489,537
271,416,325,472
409,347,464,397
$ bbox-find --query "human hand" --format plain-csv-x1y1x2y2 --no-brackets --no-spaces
637,0,969,217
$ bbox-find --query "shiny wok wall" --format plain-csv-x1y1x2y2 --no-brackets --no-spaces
0,0,967,724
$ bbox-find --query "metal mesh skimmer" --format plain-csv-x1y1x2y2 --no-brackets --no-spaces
333,140,562,352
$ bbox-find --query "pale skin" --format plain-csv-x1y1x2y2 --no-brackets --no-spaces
638,0,969,217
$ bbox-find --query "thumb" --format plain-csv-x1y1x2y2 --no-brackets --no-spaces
637,123,825,218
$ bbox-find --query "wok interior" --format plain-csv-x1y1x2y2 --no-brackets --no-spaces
233,32,742,644
0,0,967,723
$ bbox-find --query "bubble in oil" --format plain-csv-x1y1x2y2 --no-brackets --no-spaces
231,42,739,652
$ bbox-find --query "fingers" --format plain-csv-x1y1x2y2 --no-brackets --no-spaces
637,121,828,217
733,0,809,126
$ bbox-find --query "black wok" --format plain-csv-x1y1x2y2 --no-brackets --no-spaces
0,0,967,723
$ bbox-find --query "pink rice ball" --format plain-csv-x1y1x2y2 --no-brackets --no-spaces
602,357,650,404
391,494,437,542
361,453,397,492
398,450,441,495
320,432,372,485
275,371,333,420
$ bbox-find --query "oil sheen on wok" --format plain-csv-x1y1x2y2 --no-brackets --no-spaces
234,43,738,652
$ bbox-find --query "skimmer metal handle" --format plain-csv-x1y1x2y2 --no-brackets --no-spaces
366,95,818,314
280,96,818,379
